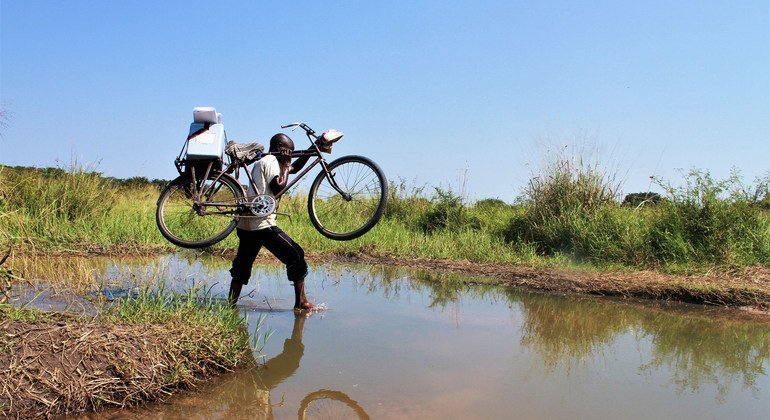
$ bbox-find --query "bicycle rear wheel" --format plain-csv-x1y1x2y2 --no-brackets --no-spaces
298,389,369,420
156,173,243,248
307,155,388,241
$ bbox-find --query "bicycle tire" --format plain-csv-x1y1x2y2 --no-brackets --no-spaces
156,172,243,248
298,389,370,420
307,155,388,241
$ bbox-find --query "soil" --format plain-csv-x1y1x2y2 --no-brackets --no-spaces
0,311,250,419
325,250,770,311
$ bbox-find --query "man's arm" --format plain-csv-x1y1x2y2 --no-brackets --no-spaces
269,149,293,194
270,141,328,192
288,142,323,174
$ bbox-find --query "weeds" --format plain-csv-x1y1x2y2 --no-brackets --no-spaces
504,153,623,262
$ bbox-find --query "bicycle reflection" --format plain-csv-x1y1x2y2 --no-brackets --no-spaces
212,313,370,419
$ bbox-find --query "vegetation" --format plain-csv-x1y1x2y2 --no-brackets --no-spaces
2,160,770,273
0,286,254,418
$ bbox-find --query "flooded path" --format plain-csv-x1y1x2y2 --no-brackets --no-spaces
13,255,770,419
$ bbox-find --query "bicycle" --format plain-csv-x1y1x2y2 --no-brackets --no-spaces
156,121,388,248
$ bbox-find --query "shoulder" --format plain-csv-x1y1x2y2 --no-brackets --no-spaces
256,154,277,166
257,154,279,170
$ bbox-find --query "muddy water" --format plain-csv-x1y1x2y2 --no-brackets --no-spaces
17,255,770,419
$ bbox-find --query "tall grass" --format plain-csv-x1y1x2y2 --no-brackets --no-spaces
1,165,117,246
4,162,770,272
648,169,770,266
504,153,626,263
504,159,770,268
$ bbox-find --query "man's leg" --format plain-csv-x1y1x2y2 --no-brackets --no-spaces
228,229,262,306
261,226,313,310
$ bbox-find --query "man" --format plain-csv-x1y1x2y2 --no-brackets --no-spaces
228,132,320,311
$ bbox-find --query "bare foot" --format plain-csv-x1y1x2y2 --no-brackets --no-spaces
294,301,315,312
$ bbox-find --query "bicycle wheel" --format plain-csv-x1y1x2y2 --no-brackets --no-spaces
156,173,243,248
298,389,370,420
307,155,387,241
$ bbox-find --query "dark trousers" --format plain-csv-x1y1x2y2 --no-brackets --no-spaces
229,226,308,285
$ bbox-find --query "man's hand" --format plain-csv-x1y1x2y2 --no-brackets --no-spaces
314,139,333,154
270,148,293,193
276,147,293,167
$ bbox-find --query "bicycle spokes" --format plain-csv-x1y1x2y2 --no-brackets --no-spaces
308,156,387,240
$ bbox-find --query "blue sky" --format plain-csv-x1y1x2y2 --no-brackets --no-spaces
1,1,769,202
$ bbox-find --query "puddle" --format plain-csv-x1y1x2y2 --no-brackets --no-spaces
9,255,770,419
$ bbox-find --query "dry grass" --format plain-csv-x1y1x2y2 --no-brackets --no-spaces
0,307,252,418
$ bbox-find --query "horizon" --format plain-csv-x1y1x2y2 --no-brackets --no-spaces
2,1,769,202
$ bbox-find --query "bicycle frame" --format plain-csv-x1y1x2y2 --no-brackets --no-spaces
175,126,350,216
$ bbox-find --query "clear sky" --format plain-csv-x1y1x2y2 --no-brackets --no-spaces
1,1,769,202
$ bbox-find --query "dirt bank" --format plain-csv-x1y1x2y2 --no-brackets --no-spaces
323,250,770,311
0,309,251,418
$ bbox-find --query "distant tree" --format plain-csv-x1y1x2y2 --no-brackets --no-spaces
473,198,510,210
622,192,662,208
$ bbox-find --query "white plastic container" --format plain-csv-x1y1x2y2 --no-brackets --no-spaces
186,122,226,161
192,106,220,124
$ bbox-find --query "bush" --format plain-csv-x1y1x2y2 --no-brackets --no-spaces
417,187,480,233
505,154,622,261
648,169,770,265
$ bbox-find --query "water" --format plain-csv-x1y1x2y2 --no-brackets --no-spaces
14,255,770,419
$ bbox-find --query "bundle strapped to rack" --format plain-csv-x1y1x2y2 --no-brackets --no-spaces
225,141,265,165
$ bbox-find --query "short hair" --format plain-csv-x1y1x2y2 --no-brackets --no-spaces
269,133,295,152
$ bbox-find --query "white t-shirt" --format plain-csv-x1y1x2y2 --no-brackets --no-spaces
237,154,281,231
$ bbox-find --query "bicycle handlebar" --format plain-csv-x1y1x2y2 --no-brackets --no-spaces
281,122,317,138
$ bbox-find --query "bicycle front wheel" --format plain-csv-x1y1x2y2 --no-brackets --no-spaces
156,173,243,248
308,155,388,241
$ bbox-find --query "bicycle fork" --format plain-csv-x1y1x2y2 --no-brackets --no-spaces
319,160,353,201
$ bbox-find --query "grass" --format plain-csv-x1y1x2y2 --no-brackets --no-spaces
0,269,259,418
102,281,253,369
2,161,770,273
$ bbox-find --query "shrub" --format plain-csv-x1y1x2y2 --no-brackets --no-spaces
648,169,770,265
417,187,480,233
505,153,622,261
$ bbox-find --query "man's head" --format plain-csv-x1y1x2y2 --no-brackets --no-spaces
269,133,295,153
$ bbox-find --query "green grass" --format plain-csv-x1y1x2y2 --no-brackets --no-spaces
3,163,770,273
102,282,253,366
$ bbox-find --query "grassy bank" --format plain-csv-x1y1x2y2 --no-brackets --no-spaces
3,163,770,273
0,285,253,418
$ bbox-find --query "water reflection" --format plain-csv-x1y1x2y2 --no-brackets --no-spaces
13,255,770,418
638,309,770,400
513,294,769,397
362,265,770,401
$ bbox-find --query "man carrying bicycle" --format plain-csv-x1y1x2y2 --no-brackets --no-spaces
227,133,330,311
